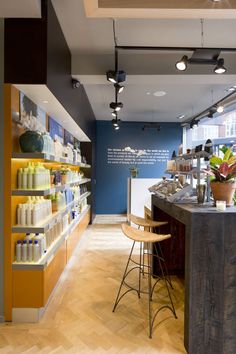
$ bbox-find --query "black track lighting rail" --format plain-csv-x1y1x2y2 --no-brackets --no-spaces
116,45,236,52
183,89,236,126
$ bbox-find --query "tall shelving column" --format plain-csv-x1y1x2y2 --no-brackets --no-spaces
4,84,92,322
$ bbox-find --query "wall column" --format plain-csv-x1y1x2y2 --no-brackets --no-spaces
0,18,4,322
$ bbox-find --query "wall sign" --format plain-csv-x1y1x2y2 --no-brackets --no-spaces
96,121,182,214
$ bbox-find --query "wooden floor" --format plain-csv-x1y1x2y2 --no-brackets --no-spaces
0,223,186,354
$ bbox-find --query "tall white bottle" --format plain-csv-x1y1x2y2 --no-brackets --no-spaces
33,240,40,262
16,240,22,262
21,240,27,262
27,240,33,262
17,168,23,189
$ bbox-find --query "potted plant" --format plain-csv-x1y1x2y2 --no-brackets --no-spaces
205,146,236,206
129,166,139,178
60,168,68,185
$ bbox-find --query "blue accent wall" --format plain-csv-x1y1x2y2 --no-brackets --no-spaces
96,121,182,214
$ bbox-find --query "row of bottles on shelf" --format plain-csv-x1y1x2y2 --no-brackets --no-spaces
17,197,52,226
167,160,193,172
41,133,83,164
17,163,85,190
16,233,46,263
15,199,86,263
16,184,87,226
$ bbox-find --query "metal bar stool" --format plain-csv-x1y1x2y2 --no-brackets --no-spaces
128,213,172,288
113,223,177,338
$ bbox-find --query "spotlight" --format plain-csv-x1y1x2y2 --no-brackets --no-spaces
112,118,121,130
106,70,126,83
214,58,226,74
72,78,81,88
115,83,124,94
175,55,188,71
110,102,123,111
217,105,224,113
111,111,117,117
207,110,214,118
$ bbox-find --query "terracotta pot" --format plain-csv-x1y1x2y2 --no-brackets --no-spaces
210,181,236,206
61,174,67,185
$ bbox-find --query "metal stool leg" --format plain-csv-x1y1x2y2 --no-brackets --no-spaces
147,242,153,338
157,242,173,289
113,241,137,312
154,243,177,319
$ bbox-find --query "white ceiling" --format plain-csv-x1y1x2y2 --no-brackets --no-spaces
52,0,236,123
0,0,41,18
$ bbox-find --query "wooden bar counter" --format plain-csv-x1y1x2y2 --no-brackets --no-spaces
151,195,236,354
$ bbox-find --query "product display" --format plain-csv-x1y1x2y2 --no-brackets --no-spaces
17,197,52,226
42,132,55,155
17,162,51,190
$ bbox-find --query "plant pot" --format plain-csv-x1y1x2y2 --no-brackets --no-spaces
50,174,55,186
61,174,67,185
210,181,236,206
51,201,58,213
130,168,138,178
19,130,44,153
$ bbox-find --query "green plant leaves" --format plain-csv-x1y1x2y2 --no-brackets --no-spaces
210,156,222,165
223,148,232,162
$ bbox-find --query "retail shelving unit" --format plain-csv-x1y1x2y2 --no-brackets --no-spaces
4,85,92,322
165,150,211,201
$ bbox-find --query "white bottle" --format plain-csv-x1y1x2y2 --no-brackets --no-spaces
17,204,22,225
24,233,32,243
26,205,32,226
20,204,26,226
32,205,39,226
16,240,22,262
33,240,40,262
27,163,34,189
22,168,28,189
34,233,44,257
27,240,33,262
17,168,23,189
21,240,27,262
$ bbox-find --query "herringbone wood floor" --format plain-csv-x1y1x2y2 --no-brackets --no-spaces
0,224,185,354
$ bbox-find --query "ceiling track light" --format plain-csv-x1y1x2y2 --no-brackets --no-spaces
115,83,124,94
106,70,126,84
111,111,117,117
214,58,226,74
175,55,188,71
110,102,123,111
216,105,224,113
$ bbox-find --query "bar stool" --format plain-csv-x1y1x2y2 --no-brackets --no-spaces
112,223,177,338
128,213,172,288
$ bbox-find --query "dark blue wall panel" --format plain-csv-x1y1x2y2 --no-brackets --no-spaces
96,121,182,214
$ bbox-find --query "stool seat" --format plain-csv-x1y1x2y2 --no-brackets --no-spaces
128,214,168,228
122,223,171,244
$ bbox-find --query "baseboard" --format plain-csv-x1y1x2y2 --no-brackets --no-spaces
93,214,127,224
12,307,45,323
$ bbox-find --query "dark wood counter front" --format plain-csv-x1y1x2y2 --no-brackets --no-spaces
152,195,236,354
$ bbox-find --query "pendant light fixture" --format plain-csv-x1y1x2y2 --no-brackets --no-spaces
107,20,126,129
